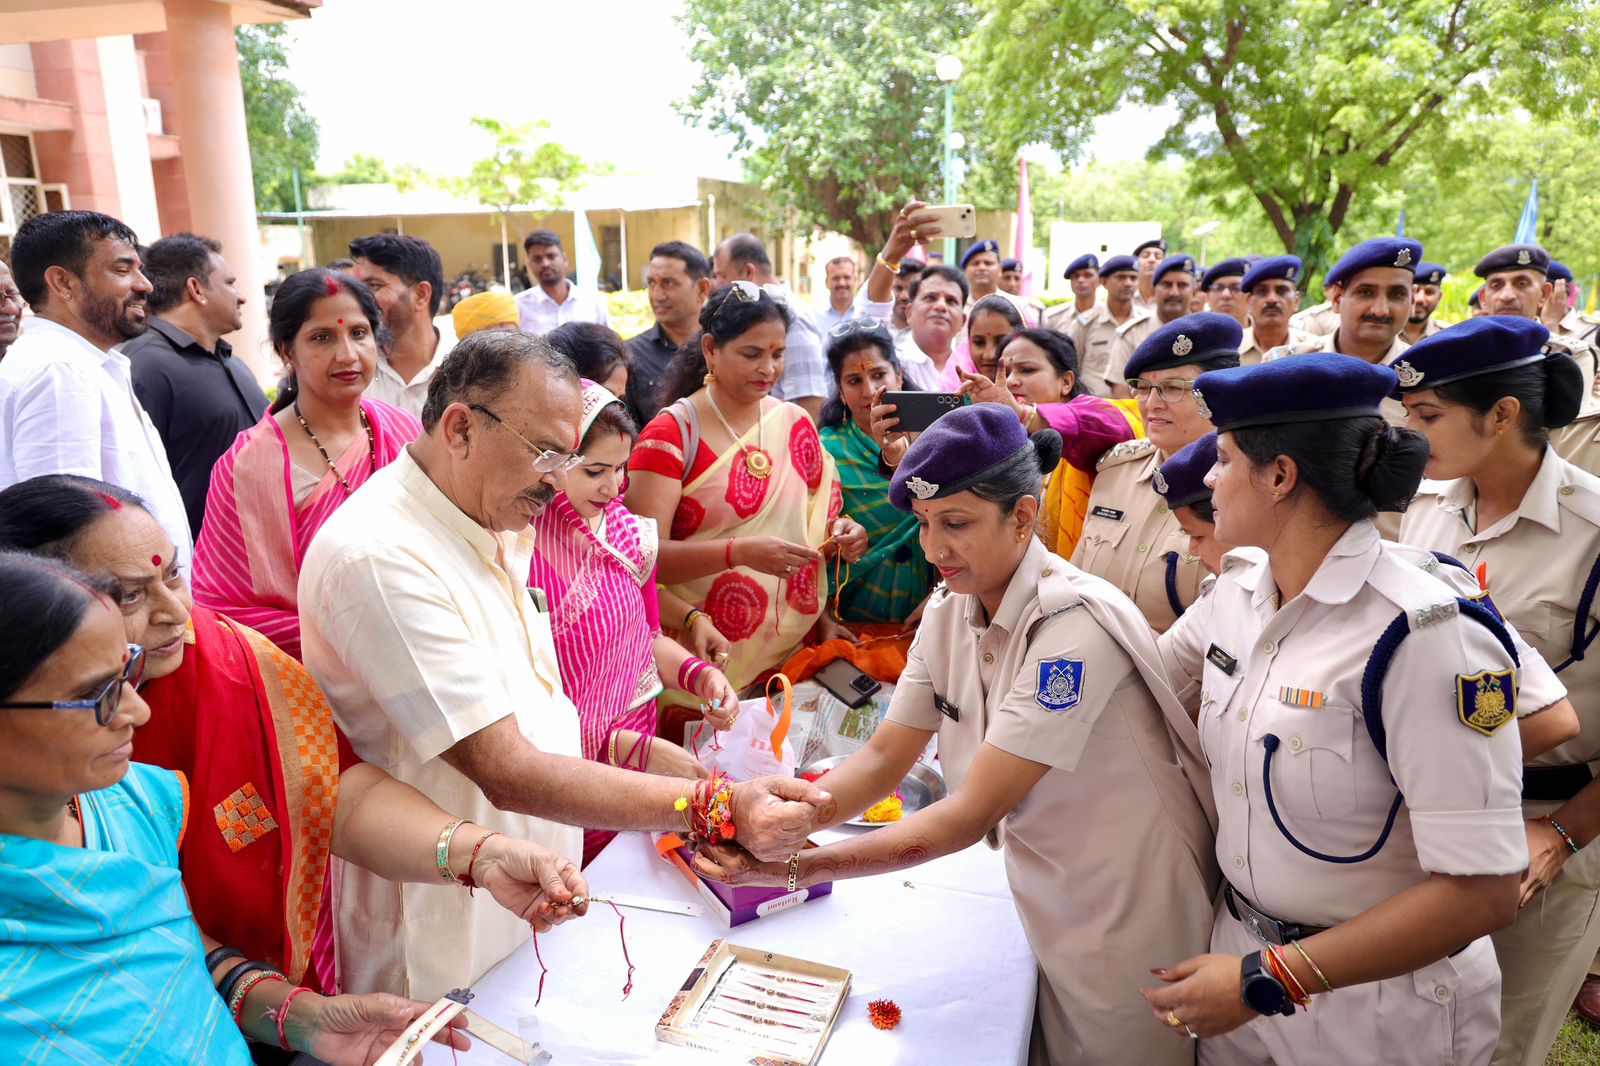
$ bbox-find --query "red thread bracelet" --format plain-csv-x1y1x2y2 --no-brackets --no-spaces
725,538,735,568
463,831,501,895
275,986,311,1050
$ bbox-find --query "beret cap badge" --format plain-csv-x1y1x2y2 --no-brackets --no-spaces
1153,469,1170,494
1287,266,1298,280
1172,335,1194,357
907,476,939,500
1193,389,1212,420
1395,248,1412,267
1516,248,1531,266
1393,361,1424,388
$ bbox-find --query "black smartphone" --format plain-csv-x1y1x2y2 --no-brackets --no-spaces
880,391,965,433
816,659,881,709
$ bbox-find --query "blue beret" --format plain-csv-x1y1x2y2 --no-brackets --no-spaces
890,404,1026,511
1063,253,1100,279
1125,312,1243,380
1153,432,1218,510
1133,238,1167,257
1323,238,1423,289
1413,262,1447,286
1469,286,1482,307
1240,255,1303,293
1200,258,1250,291
1099,254,1138,278
1548,260,1575,284
1193,353,1396,432
1391,317,1550,395
1153,254,1198,285
960,240,1001,268
1000,258,1021,271
1475,244,1549,279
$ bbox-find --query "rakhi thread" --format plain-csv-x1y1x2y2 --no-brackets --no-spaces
529,895,634,1007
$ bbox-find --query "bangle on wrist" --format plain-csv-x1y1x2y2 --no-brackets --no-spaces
205,946,246,984
275,986,312,1051
876,251,901,274
787,851,802,893
435,819,467,884
227,966,288,1025
1288,939,1333,992
725,538,737,568
683,607,708,632
608,730,619,766
1544,813,1581,854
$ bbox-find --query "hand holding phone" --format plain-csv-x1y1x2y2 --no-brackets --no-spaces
879,391,965,433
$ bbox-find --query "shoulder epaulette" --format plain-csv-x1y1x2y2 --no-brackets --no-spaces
1095,437,1157,472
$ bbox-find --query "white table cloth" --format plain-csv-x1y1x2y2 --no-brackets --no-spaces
454,827,1036,1065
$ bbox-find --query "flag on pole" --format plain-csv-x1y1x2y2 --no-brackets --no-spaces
1013,156,1034,298
1514,179,1539,244
573,205,602,289
1587,276,1596,316
1395,209,1406,237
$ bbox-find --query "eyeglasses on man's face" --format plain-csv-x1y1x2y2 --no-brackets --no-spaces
0,644,146,727
468,404,584,474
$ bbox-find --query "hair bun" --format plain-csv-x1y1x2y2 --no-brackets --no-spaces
1542,351,1585,429
1360,424,1429,512
1030,429,1064,474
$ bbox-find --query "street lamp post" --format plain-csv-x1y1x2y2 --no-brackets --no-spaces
936,54,963,265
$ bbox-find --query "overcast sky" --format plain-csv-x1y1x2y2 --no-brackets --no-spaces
285,0,1166,182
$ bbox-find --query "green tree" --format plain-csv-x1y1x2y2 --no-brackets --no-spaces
969,0,1599,279
237,25,319,213
451,117,588,227
678,1,1014,250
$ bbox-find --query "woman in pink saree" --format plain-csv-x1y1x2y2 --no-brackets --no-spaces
192,269,421,660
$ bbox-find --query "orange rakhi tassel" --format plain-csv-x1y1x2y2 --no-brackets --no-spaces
868,999,902,1030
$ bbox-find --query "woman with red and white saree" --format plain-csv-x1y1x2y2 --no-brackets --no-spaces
191,269,421,660
628,283,869,696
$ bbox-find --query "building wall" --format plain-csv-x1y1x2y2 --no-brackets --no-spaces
0,43,37,100
29,39,121,217
94,35,158,239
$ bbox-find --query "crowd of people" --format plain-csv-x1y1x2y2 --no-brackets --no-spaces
0,197,1597,1066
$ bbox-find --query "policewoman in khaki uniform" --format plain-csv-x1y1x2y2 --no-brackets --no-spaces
1394,317,1600,1066
696,404,1220,1066
1148,354,1528,1066
1073,312,1239,633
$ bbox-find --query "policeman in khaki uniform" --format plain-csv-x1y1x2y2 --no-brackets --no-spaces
1106,253,1199,394
1545,261,1600,346
1148,353,1527,1066
1287,296,1340,337
1238,256,1315,366
1401,261,1449,344
1393,317,1600,1066
1133,236,1168,313
704,404,1219,1066
1056,254,1142,398
1263,237,1419,429
1043,251,1101,332
1074,312,1239,632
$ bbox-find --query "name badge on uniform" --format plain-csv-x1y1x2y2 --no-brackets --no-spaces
1036,658,1085,713
528,587,549,613
1090,506,1125,522
1205,644,1238,676
934,693,961,722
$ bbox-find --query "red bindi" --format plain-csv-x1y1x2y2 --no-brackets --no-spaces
337,318,344,324
151,554,162,567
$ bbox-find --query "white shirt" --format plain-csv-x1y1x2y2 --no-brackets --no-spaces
857,293,944,391
362,315,458,418
298,447,582,998
514,282,611,336
0,317,193,569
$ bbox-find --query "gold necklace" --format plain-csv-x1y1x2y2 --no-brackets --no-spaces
705,389,770,479
295,400,375,495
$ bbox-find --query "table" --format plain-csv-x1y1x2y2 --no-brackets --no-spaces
456,827,1036,1065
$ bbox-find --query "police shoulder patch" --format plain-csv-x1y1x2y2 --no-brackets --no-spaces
1036,657,1085,713
1456,669,1516,736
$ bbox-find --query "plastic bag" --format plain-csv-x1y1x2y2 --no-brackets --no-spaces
697,675,796,781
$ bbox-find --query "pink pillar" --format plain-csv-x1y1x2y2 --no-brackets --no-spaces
135,31,192,236
29,40,122,218
161,0,268,380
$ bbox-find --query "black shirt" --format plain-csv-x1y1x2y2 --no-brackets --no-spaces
625,321,684,426
126,316,269,534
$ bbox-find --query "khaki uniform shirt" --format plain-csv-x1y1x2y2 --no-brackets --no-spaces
1288,301,1340,336
1159,520,1528,930
968,288,1042,327
1398,317,1445,346
1263,330,1411,426
1401,450,1600,768
1103,309,1158,392
1238,324,1315,366
889,539,1217,1066
1070,439,1205,632
1049,302,1131,398
299,449,583,999
1557,309,1600,345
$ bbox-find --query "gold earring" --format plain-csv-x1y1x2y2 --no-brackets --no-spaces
703,369,717,386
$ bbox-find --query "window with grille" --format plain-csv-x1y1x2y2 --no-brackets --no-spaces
0,133,67,235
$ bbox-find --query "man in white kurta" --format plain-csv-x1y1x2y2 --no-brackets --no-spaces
301,329,826,998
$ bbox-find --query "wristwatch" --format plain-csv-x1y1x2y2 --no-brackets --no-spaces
1240,951,1295,1016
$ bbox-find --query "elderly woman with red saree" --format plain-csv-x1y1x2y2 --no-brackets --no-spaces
627,284,868,696
0,475,589,1055
191,269,421,660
